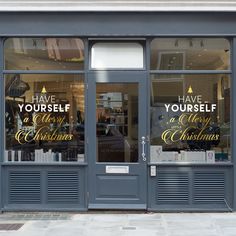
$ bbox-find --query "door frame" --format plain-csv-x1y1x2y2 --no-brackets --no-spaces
87,71,149,209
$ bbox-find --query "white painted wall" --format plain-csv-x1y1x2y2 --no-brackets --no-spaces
0,0,236,11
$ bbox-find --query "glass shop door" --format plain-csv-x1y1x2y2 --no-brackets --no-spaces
87,71,148,209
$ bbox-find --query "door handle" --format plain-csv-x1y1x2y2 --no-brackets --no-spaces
141,136,146,162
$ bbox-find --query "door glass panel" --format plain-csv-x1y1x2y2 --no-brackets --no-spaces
96,83,138,162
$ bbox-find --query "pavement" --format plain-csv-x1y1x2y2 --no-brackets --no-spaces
0,212,235,236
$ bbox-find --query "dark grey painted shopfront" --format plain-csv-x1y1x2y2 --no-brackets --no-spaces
0,12,236,212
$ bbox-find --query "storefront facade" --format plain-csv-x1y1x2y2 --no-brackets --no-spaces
0,12,236,212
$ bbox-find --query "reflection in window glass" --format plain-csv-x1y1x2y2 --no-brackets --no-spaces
96,83,138,162
151,38,230,70
150,74,231,163
4,38,84,70
5,74,85,162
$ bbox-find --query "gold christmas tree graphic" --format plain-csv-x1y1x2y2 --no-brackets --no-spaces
187,86,193,94
41,86,47,94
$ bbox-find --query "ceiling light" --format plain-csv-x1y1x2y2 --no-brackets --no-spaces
175,40,179,47
189,39,193,47
32,39,37,48
200,40,204,48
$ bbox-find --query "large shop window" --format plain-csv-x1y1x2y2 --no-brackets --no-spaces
4,38,84,70
150,38,231,164
5,74,85,163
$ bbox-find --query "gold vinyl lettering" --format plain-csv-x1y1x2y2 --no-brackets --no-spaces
161,113,220,144
32,113,66,126
15,97,73,144
15,126,73,144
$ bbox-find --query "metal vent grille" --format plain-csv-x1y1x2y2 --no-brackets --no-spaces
0,224,24,231
47,171,79,203
156,172,189,204
194,172,225,204
9,171,41,204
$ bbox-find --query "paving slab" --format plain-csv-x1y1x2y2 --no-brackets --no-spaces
0,212,235,236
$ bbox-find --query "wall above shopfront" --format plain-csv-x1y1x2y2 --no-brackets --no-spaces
1,12,236,36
